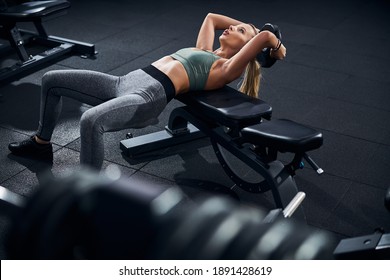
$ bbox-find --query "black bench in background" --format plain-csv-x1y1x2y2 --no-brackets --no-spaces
0,0,96,86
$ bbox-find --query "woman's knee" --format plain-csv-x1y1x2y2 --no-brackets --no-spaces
80,108,104,137
41,71,71,97
42,70,65,87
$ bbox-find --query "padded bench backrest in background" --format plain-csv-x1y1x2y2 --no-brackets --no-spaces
176,86,272,129
0,0,70,21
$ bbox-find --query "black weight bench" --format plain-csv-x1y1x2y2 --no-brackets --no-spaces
120,86,272,155
120,86,323,212
0,0,96,85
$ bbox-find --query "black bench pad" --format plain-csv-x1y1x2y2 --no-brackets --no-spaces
0,0,70,21
241,119,323,153
176,86,272,128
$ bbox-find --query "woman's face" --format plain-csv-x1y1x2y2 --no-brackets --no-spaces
219,23,257,51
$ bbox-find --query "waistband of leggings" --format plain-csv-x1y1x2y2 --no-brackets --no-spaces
142,65,175,102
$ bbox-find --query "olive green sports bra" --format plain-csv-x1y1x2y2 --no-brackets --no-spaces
170,48,221,91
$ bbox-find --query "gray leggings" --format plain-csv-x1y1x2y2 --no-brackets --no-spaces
36,69,168,169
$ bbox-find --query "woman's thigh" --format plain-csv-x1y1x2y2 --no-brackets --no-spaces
42,69,122,106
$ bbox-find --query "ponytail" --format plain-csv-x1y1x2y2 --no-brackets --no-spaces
238,59,261,98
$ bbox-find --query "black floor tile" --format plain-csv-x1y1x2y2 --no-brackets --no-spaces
266,62,349,98
314,30,390,61
333,1,390,40
68,0,161,29
267,0,365,30
310,130,383,187
304,97,390,145
290,45,390,84
275,22,329,46
323,182,390,237
140,138,235,188
354,144,390,190
294,169,352,229
97,29,173,56
327,76,390,112
0,168,42,197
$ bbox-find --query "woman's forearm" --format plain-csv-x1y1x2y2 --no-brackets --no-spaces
206,13,243,30
196,13,245,50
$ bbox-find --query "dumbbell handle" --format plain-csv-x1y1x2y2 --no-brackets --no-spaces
303,153,324,175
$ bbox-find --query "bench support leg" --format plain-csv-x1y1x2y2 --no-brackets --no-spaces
120,124,204,157
0,22,96,85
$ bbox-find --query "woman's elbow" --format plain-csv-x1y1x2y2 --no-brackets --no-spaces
257,30,274,45
203,13,215,25
258,30,275,41
206,13,215,20
207,12,220,17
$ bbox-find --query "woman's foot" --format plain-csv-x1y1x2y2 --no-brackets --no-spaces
8,136,53,162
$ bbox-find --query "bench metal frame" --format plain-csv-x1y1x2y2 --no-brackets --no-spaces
0,1,96,85
121,105,300,211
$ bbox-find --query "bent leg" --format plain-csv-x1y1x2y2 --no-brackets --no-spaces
36,69,121,141
80,92,166,169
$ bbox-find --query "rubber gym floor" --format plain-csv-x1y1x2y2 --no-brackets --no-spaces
0,0,389,259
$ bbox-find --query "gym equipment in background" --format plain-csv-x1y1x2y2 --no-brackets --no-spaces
0,0,96,85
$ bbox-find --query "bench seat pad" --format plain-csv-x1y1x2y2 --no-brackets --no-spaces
176,86,272,128
241,119,323,153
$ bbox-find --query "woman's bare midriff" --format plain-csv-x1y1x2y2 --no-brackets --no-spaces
152,56,190,94
152,55,228,95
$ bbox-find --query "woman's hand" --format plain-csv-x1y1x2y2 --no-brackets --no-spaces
270,43,286,60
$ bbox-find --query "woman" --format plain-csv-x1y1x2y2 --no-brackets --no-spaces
8,13,286,169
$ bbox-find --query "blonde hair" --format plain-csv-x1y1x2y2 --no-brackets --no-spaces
238,59,261,98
